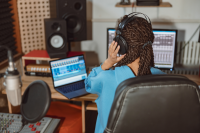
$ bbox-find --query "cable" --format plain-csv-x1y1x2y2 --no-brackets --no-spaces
176,24,200,56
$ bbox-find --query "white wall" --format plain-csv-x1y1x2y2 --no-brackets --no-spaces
82,0,200,63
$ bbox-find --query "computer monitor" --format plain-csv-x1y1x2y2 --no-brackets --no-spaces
107,28,116,58
152,29,177,70
106,28,177,70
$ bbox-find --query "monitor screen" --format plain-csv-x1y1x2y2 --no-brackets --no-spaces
107,28,120,59
153,29,177,70
49,55,87,87
107,28,177,70
107,28,116,48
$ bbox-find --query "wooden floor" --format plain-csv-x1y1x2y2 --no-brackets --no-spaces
56,100,98,133
62,100,98,133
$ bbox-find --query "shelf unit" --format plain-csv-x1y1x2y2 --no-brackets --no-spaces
115,2,172,8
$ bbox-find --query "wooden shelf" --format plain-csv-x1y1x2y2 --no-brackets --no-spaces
115,2,172,8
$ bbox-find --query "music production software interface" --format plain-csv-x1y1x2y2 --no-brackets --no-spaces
107,29,176,69
108,29,116,45
108,29,120,58
152,31,176,69
50,55,87,87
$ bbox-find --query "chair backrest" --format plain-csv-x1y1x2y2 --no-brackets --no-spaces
104,75,200,133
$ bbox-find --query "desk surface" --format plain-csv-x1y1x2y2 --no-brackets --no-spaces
2,75,98,101
2,74,200,100
181,74,200,85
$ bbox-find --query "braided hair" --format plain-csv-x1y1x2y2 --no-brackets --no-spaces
114,15,155,76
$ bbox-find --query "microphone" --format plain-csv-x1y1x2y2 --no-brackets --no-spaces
0,45,22,106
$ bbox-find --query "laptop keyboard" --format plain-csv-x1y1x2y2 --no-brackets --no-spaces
57,81,85,94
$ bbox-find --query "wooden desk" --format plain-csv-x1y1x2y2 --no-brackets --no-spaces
2,76,98,133
2,74,200,133
181,75,200,85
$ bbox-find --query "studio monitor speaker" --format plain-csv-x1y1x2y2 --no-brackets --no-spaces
50,0,87,42
44,18,68,58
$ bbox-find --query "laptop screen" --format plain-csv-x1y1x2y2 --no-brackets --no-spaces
50,55,87,87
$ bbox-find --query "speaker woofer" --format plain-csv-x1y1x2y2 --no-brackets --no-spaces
63,14,81,34
74,2,82,10
50,35,64,48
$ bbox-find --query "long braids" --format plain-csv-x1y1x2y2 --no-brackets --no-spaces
114,16,155,76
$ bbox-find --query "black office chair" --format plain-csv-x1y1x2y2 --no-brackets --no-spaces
104,75,200,133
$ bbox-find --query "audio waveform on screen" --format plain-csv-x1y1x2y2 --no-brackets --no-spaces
152,34,175,50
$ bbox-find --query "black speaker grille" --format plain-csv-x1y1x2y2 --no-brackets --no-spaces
0,0,18,63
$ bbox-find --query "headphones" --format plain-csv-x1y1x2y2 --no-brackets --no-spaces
114,12,152,55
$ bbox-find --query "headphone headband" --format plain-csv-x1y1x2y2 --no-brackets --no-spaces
128,12,151,23
118,12,151,31
114,12,152,55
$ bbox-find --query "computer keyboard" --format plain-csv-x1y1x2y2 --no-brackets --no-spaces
58,81,85,94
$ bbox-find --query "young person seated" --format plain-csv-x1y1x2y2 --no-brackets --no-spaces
85,12,166,133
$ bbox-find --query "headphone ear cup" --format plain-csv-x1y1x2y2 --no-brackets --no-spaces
113,36,117,42
118,36,128,55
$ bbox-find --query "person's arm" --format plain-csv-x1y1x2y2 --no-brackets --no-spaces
151,67,167,74
85,66,104,95
85,41,126,94
101,41,126,70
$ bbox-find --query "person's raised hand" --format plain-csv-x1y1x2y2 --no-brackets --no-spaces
101,41,126,70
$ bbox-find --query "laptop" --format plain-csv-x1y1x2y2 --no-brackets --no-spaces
49,55,88,99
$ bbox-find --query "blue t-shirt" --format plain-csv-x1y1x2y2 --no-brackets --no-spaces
85,65,165,133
